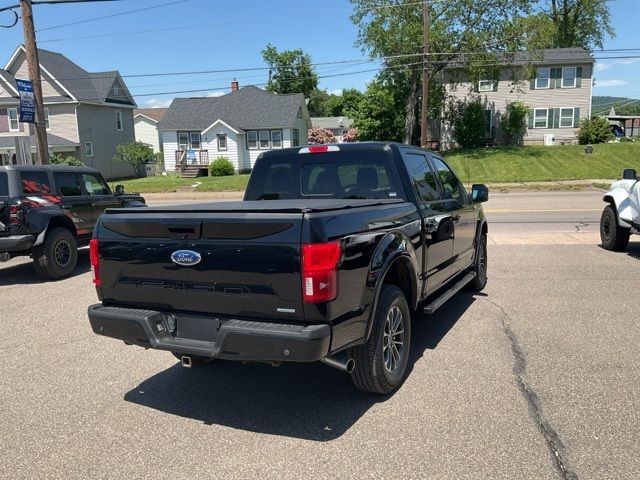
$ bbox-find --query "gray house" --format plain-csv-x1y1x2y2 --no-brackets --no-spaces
310,116,354,142
159,82,311,175
442,47,594,147
0,45,136,179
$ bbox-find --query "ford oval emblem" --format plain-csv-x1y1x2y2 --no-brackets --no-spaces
171,250,202,266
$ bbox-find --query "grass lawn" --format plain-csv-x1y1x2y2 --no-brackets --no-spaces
444,142,640,184
111,143,640,193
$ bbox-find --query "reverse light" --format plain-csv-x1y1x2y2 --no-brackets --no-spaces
298,145,340,154
301,241,341,302
89,238,101,286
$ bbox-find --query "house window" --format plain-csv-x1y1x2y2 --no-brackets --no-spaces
478,80,495,92
217,134,227,151
115,110,123,131
259,130,270,148
113,84,120,96
84,142,94,157
534,108,548,128
8,108,19,131
190,132,201,150
297,107,303,118
292,129,300,147
247,131,258,149
535,68,550,89
562,67,576,88
560,107,575,127
270,130,282,148
44,107,50,130
178,132,189,150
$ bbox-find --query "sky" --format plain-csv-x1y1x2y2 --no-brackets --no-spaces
0,0,638,108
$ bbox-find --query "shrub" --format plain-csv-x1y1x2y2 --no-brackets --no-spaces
209,156,235,176
50,153,83,166
342,128,358,142
445,98,486,148
501,101,529,146
307,127,336,145
578,117,613,145
114,141,154,177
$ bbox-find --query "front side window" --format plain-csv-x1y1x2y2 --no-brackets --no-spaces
217,134,227,151
478,80,495,92
431,156,464,202
562,67,576,88
0,172,8,196
292,129,300,147
403,152,438,203
20,171,51,194
8,108,19,131
178,132,189,150
259,131,270,148
247,131,258,149
85,141,94,157
535,68,550,89
271,130,282,148
190,132,201,150
82,173,110,196
534,108,548,128
115,110,123,131
560,107,575,127
44,107,50,130
53,172,82,196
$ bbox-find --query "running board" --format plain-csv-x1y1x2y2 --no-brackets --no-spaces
422,272,476,314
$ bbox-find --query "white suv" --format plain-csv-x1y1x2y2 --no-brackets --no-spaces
601,168,640,251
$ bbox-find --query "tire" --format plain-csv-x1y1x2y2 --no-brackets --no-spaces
350,285,411,394
466,233,488,292
32,227,78,279
600,204,630,251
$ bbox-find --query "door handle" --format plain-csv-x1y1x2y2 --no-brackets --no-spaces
91,201,118,207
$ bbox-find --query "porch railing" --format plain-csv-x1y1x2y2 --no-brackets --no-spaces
175,150,209,170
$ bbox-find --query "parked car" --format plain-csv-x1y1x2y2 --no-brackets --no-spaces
610,124,625,138
601,168,640,251
0,165,145,279
87,142,489,394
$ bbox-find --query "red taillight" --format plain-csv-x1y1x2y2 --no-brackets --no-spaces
89,238,101,286
301,241,341,302
8,205,20,226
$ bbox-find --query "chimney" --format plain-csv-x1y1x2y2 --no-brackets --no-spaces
231,78,239,93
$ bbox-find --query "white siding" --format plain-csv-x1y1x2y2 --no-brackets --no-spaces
134,117,160,152
202,124,240,169
9,51,67,99
162,131,178,171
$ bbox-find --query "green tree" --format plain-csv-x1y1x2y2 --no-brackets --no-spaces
350,80,405,142
114,141,153,177
327,88,365,117
261,43,318,97
501,101,530,146
547,0,614,50
578,116,613,144
445,98,487,149
307,89,331,117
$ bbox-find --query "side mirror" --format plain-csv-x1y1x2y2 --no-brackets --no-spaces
622,168,637,180
114,184,125,195
471,184,489,203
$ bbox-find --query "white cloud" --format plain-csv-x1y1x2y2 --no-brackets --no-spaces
595,62,612,71
616,58,640,66
595,79,628,87
206,91,226,97
144,98,173,108
329,89,343,96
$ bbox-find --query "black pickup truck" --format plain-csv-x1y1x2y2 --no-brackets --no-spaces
88,142,488,393
0,165,145,279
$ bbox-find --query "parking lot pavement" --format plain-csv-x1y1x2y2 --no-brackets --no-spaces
1,191,639,479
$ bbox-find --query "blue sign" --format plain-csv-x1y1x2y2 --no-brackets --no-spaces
16,79,35,124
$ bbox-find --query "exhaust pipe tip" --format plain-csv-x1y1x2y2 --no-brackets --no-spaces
345,358,355,373
181,355,192,368
321,355,355,373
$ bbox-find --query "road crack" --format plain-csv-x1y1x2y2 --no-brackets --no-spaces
482,297,578,480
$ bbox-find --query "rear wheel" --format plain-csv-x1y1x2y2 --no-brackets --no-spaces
600,204,630,251
350,285,411,394
32,227,78,279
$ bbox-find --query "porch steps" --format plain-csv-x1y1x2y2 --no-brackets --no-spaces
179,166,205,178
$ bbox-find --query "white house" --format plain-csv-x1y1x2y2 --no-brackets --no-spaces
133,108,166,153
158,83,311,175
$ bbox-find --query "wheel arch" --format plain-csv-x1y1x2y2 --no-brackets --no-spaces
31,212,77,246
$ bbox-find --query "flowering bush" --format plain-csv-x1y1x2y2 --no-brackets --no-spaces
342,128,358,142
307,127,336,145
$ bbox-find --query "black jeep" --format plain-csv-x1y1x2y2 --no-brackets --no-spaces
0,165,145,279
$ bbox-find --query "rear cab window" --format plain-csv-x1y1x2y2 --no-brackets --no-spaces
0,172,8,196
246,150,401,201
20,171,52,195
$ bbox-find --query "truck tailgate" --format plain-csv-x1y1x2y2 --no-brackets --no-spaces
97,210,305,321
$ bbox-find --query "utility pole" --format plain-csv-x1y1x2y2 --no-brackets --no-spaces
20,0,48,165
420,0,429,148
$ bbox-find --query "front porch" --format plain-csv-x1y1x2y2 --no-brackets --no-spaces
174,149,210,178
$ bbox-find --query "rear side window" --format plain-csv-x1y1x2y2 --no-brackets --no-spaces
246,151,399,200
53,172,82,196
0,173,8,196
402,152,439,203
20,171,51,195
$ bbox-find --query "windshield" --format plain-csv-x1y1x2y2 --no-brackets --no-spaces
245,151,401,201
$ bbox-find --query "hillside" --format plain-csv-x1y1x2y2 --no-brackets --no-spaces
592,96,640,115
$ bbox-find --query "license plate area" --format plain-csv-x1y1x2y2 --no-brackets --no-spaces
173,314,220,342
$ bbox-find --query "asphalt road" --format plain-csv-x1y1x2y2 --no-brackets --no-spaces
1,191,638,479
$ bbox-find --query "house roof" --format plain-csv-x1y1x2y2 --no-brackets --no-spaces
447,47,594,69
311,116,353,130
134,108,167,122
158,86,305,131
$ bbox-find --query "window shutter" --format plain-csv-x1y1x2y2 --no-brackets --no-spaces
554,108,560,128
492,81,498,92
573,107,580,127
530,78,536,90
0,109,7,133
576,67,582,88
547,109,554,128
556,68,563,88
528,109,534,129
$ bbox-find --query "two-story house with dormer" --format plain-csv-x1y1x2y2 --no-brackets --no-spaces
442,47,594,147
0,45,136,179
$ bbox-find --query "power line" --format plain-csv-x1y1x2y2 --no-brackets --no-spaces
0,0,120,14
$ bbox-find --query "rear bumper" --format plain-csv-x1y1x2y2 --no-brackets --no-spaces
0,234,35,253
88,304,331,363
